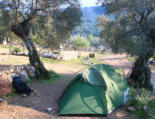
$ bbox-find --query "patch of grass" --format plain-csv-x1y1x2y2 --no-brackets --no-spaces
150,57,154,60
89,57,102,64
0,45,10,48
64,57,85,64
0,45,26,53
65,57,103,67
12,47,22,54
27,76,33,85
41,56,86,65
40,71,60,83
96,52,109,57
127,88,155,119
41,55,103,67
0,45,16,49
41,57,61,64
6,89,16,97
128,56,136,62
115,68,124,76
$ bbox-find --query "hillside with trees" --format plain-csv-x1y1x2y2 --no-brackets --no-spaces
72,6,106,37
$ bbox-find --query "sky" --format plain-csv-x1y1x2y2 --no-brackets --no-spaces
80,0,97,7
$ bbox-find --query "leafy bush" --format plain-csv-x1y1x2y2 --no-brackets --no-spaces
31,35,45,46
127,88,155,119
71,36,90,49
12,47,21,54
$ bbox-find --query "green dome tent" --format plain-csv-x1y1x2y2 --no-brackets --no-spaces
59,64,129,115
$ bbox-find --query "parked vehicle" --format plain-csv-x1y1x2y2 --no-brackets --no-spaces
51,52,63,60
41,52,52,58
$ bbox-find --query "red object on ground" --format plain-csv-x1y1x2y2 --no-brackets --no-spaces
0,79,12,95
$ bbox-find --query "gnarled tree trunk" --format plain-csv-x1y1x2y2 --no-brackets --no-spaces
128,52,153,91
128,29,155,91
11,22,49,79
23,37,49,79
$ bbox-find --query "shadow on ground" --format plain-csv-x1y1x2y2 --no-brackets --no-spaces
7,73,73,113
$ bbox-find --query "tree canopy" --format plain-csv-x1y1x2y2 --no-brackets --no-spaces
97,0,155,90
0,0,82,78
97,0,155,56
71,36,90,50
32,6,82,50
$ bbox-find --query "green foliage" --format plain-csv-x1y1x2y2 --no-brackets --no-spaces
72,6,105,37
152,53,155,60
0,9,12,39
12,47,21,54
128,57,136,62
41,56,85,65
32,5,82,50
27,77,33,86
127,88,155,119
90,36,104,47
6,88,16,97
0,8,19,44
0,45,10,48
40,71,60,83
0,45,24,53
65,57,86,65
96,53,108,57
72,36,90,49
40,57,61,64
0,0,82,50
41,55,103,68
88,34,94,41
89,58,102,64
97,0,155,56
87,34,105,47
31,35,45,46
64,57,102,66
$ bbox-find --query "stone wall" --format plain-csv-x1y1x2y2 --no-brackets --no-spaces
61,51,80,60
0,65,36,82
60,51,91,61
0,65,36,95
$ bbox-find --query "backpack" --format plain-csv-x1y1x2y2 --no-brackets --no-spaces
12,76,31,96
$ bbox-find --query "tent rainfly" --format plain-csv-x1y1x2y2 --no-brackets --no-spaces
59,64,129,115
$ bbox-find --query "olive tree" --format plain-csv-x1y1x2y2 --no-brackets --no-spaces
71,36,90,50
0,0,81,79
97,0,155,90
33,6,82,50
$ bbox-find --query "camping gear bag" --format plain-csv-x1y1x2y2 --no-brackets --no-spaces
12,76,31,96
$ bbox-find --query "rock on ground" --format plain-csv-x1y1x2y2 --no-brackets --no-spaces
0,79,12,95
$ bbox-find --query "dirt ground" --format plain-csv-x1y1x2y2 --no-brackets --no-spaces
0,47,155,119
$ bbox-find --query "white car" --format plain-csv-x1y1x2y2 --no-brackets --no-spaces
42,52,52,58
51,52,62,60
